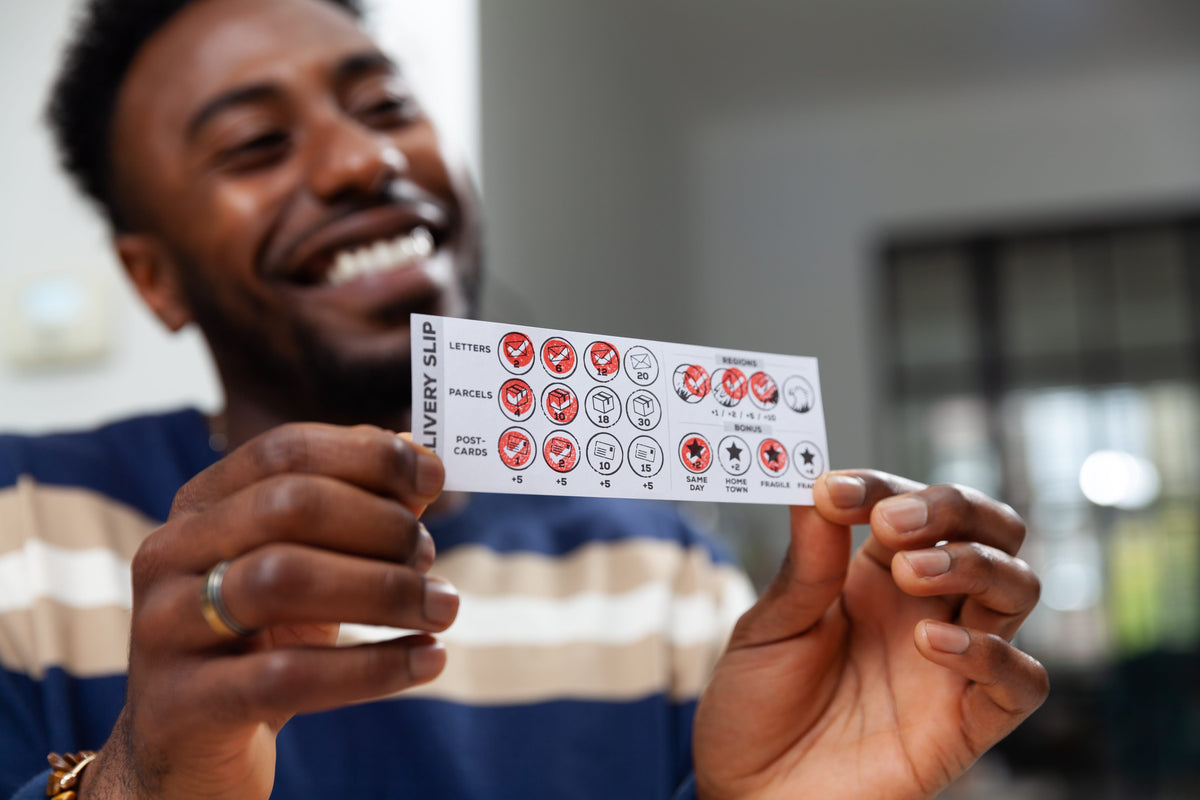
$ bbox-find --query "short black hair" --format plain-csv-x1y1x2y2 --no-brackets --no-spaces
46,0,364,231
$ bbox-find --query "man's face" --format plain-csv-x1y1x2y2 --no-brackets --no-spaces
111,0,479,420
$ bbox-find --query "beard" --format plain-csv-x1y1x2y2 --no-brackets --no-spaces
177,270,415,427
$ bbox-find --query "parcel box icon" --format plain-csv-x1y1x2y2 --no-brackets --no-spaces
590,392,615,414
632,395,654,417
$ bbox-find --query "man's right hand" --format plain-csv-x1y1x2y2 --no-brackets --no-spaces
80,424,457,799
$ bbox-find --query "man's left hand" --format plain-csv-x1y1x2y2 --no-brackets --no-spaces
693,469,1048,800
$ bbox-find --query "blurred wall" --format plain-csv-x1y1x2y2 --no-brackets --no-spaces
0,0,478,433
479,0,1200,478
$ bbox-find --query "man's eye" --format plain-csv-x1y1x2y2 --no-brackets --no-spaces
219,132,290,171
360,96,419,127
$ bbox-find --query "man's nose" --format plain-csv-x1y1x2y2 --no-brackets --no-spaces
306,115,408,201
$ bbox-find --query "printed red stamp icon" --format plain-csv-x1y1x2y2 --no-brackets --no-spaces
758,438,788,476
499,332,535,374
584,341,620,381
749,371,779,410
711,368,748,407
543,432,580,473
499,378,534,421
679,433,713,474
541,383,580,425
541,337,577,377
672,364,710,403
498,427,534,470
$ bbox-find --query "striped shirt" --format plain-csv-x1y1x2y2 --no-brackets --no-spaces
1,409,754,798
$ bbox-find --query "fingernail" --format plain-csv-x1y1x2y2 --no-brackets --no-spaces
409,640,446,681
880,496,928,532
423,577,460,626
415,452,444,497
825,475,867,508
925,621,970,654
904,548,951,577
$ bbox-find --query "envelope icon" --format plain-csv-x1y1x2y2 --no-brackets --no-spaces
629,353,652,370
546,343,571,365
593,441,616,460
505,337,529,358
591,346,615,367
503,434,528,457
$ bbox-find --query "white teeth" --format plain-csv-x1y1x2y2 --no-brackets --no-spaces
324,226,436,286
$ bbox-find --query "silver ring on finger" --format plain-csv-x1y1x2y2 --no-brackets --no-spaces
200,559,258,639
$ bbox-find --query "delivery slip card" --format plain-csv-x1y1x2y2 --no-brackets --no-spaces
411,314,829,505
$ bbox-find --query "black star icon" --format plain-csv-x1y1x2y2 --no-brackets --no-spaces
686,438,707,461
764,444,782,465
801,448,815,466
726,442,743,461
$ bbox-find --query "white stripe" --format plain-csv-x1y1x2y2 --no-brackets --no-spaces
0,539,132,613
341,575,756,649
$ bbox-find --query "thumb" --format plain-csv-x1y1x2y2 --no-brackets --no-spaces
728,504,851,649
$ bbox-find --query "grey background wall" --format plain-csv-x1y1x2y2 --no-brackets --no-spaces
477,0,1200,551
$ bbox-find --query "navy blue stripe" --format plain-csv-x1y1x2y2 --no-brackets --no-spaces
428,492,738,566
275,694,698,799
3,665,697,799
0,408,218,523
1,667,127,798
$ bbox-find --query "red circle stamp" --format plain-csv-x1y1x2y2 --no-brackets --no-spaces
543,432,580,473
499,332,535,374
585,341,621,381
679,433,713,474
711,368,748,407
541,383,580,425
498,378,534,421
671,364,710,403
749,371,779,410
541,337,577,377
758,438,788,476
498,427,534,470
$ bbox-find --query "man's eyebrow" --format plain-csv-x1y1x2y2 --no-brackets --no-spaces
186,84,283,141
335,51,401,82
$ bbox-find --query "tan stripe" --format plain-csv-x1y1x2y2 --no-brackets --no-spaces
432,539,743,599
0,478,156,559
403,636,720,705
0,600,130,678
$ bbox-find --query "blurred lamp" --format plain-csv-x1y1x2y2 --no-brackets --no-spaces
1078,449,1161,510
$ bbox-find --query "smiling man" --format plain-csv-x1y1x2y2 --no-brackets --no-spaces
1,1,1048,798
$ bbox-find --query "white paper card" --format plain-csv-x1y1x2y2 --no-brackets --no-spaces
412,314,828,505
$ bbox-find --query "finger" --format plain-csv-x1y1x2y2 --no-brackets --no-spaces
870,483,1027,557
219,546,458,635
915,621,1050,748
727,505,850,649
396,432,442,520
142,546,457,649
813,469,925,526
159,474,428,572
171,424,444,515
195,635,447,724
892,543,1041,640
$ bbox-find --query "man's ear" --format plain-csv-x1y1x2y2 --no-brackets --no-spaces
114,233,193,332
